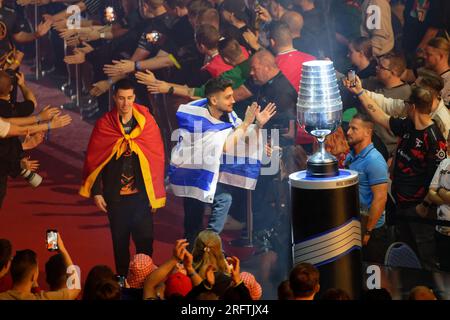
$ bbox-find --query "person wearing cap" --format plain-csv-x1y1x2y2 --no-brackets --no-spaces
143,239,202,300
127,254,158,288
240,271,263,300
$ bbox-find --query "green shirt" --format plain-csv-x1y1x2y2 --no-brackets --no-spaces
193,59,250,97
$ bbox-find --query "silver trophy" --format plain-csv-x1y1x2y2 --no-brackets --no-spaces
297,60,343,177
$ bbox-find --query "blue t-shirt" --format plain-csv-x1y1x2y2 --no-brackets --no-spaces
345,143,388,229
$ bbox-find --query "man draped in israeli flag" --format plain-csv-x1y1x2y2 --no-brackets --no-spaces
169,78,276,244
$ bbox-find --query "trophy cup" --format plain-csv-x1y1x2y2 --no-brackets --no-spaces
297,60,343,177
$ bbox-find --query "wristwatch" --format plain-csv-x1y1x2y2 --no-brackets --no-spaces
168,86,175,95
365,229,372,236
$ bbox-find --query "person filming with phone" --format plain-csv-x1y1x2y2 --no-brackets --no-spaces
0,232,81,300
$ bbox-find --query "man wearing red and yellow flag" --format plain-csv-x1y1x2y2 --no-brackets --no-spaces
80,79,166,276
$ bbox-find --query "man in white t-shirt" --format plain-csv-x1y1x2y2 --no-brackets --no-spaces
419,133,450,272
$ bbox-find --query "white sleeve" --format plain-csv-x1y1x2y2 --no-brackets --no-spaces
429,160,448,189
366,91,406,117
0,118,11,138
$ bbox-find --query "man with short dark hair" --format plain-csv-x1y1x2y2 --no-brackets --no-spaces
345,113,389,263
80,79,166,276
45,254,68,291
169,77,276,245
363,53,412,156
289,262,320,300
344,76,447,270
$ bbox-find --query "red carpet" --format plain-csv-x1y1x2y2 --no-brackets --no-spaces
0,72,254,291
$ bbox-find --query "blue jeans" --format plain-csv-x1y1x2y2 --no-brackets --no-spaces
183,183,232,245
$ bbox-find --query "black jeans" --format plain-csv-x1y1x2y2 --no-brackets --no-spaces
363,225,391,264
106,193,153,276
395,206,436,270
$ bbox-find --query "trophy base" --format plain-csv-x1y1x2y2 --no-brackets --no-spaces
306,159,339,178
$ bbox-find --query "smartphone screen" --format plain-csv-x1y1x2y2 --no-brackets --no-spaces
116,275,125,288
104,6,116,23
347,70,356,87
146,31,160,43
46,230,59,251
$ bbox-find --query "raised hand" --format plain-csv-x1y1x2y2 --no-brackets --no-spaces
59,29,78,40
255,102,276,128
37,19,52,37
50,114,72,129
22,132,45,150
39,105,61,121
173,239,189,262
243,102,258,126
136,70,156,86
103,60,135,77
20,156,40,171
255,5,272,23
342,74,363,95
64,50,86,65
242,30,260,51
226,256,241,285
146,80,170,94
205,265,216,287
17,0,34,6
16,72,25,87
90,80,111,97
182,249,194,272
77,41,94,54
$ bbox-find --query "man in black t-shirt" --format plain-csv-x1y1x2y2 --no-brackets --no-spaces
87,80,165,276
231,51,297,276
235,50,297,146
0,70,49,208
345,76,447,270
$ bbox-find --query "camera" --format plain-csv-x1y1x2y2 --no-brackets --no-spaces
347,70,356,87
21,169,43,188
46,230,59,251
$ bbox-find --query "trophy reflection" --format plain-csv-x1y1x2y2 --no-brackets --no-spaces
297,60,343,177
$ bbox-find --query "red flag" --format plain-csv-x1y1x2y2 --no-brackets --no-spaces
80,104,166,209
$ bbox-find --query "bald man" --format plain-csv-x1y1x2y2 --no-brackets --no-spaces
234,49,297,145
232,51,298,248
280,11,307,52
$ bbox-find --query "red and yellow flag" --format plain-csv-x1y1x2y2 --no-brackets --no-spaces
79,104,166,209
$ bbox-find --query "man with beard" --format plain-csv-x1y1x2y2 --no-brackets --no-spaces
345,113,389,263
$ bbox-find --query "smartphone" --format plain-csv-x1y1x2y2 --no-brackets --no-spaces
347,70,356,87
116,275,126,288
46,230,59,251
146,31,161,44
104,6,116,23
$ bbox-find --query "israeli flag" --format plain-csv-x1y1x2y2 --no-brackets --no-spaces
169,98,262,203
